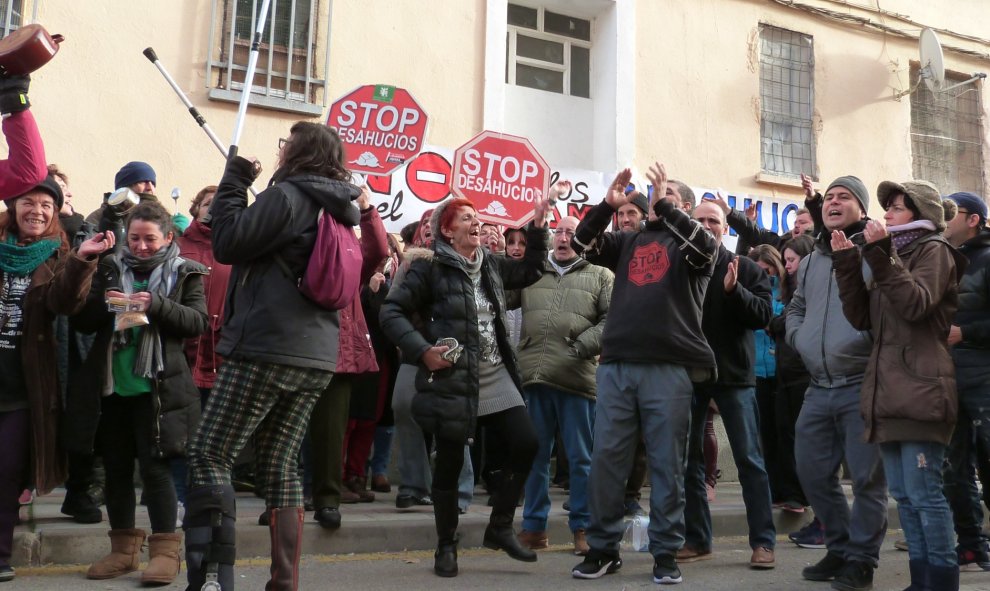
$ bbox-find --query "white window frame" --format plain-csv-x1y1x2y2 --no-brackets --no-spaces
0,0,23,39
206,0,331,117
505,5,592,98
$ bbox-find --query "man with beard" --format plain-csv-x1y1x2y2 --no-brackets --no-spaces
786,176,887,591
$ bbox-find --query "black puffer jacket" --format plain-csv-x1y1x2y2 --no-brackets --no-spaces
67,256,208,458
380,224,548,442
210,157,361,371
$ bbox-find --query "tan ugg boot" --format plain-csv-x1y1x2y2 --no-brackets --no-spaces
86,528,147,579
141,532,182,586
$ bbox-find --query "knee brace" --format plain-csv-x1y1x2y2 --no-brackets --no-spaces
184,485,237,591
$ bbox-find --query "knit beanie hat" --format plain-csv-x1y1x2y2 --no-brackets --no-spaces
629,193,649,216
877,180,954,232
946,191,987,225
114,161,157,190
20,174,64,211
826,175,870,216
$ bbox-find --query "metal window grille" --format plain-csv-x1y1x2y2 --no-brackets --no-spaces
207,0,330,116
0,0,22,39
910,66,985,196
505,3,592,99
759,25,816,178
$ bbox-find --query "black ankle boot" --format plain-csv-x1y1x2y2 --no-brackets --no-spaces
432,489,459,577
483,472,536,562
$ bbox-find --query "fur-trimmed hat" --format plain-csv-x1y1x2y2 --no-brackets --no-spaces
877,180,955,232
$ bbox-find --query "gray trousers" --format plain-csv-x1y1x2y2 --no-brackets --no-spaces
795,383,888,566
586,361,693,558
391,364,473,509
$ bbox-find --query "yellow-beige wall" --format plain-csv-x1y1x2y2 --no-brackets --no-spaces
8,0,990,219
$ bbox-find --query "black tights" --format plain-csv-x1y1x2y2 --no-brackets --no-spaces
432,405,537,491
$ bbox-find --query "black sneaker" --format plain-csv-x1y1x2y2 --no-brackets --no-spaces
831,559,873,591
789,517,826,549
0,564,13,582
802,551,846,581
652,554,683,585
958,543,990,572
572,550,622,579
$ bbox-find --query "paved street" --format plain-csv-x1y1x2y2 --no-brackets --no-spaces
8,536,990,590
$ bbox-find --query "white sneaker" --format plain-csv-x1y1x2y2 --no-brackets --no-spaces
176,501,185,528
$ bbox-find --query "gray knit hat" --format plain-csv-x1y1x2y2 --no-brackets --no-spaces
877,180,955,232
826,175,870,216
629,193,649,216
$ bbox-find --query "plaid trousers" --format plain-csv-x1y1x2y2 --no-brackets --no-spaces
187,358,332,508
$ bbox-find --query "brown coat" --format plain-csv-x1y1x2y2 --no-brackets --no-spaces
21,251,98,494
833,234,966,445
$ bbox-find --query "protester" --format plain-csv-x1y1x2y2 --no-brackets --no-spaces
184,122,361,591
713,174,818,255
72,201,206,585
0,177,113,582
570,165,717,585
832,181,964,590
387,207,475,516
86,162,162,257
747,245,793,511
942,191,990,572
502,227,528,347
381,194,550,577
310,185,388,518
682,201,775,569
769,235,815,523
481,222,505,254
49,165,85,240
516,213,613,557
786,175,888,591
174,185,231,508
0,75,47,201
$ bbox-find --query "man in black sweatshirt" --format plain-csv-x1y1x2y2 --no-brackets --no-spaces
680,200,775,569
569,164,717,585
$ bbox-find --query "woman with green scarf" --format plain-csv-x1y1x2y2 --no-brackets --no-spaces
72,200,207,586
0,175,115,583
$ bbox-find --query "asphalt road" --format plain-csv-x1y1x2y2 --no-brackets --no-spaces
8,536,990,590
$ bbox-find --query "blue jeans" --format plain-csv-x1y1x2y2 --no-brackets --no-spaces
795,384,887,566
391,364,473,509
369,425,394,477
685,385,775,550
522,384,595,533
586,362,693,558
881,441,957,567
943,366,990,549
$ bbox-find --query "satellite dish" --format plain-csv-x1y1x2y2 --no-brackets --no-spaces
919,28,945,92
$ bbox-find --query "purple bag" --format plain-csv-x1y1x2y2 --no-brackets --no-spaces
288,209,362,310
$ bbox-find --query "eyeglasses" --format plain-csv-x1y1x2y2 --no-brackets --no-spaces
278,137,289,149
553,228,575,237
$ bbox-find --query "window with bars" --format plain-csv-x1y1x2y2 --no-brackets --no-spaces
910,66,985,196
207,0,329,116
505,4,591,99
759,24,816,178
0,0,22,39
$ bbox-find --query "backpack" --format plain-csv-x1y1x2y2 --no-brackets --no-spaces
277,208,363,310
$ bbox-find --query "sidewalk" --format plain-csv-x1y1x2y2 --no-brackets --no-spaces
11,483,893,567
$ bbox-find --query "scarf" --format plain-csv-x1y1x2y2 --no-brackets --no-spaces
888,220,936,252
0,235,60,277
112,241,183,379
548,253,581,276
438,240,484,278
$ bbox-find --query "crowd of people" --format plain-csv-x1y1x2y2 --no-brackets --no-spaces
1,73,989,591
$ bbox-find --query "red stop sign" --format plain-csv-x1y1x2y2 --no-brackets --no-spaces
451,130,550,228
327,84,428,176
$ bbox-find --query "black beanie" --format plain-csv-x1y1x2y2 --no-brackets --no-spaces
20,174,64,210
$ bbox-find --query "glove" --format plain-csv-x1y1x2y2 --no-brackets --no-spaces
0,74,30,115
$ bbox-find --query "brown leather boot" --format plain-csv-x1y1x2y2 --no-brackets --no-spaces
266,508,304,591
86,528,147,579
345,476,375,503
140,532,182,586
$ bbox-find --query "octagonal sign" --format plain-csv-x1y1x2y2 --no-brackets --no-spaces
451,130,550,228
327,84,428,176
